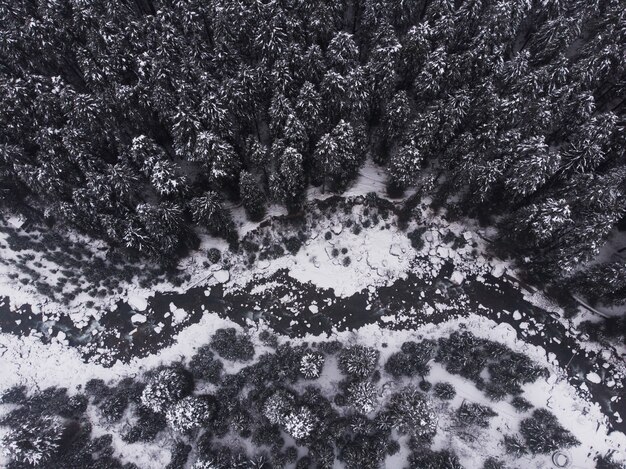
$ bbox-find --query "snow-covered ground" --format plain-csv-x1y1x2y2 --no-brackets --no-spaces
0,159,419,329
1,159,624,467
1,312,623,468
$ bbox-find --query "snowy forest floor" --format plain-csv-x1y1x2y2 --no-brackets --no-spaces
0,160,625,467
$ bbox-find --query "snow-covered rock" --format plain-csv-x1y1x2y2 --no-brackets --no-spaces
586,372,602,384
127,293,148,311
212,270,230,283
389,244,403,257
131,313,147,324
449,271,465,285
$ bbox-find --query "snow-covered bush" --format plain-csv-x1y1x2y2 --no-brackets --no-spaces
503,434,527,457
1,415,64,466
339,345,379,379
340,433,390,469
483,456,506,469
262,390,316,440
387,386,437,438
511,396,533,412
210,328,255,362
434,382,456,400
262,390,295,425
456,402,497,428
520,409,579,454
192,458,221,469
166,395,216,433
300,351,325,379
487,353,547,399
347,381,379,414
188,345,223,383
437,331,488,380
419,380,432,392
408,449,463,469
385,340,435,378
284,406,317,440
140,367,193,413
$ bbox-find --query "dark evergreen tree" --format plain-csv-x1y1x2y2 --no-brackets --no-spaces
239,171,267,222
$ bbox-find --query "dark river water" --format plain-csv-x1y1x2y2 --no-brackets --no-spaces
0,260,624,433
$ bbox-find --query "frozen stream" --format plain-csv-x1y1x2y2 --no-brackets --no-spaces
0,259,624,433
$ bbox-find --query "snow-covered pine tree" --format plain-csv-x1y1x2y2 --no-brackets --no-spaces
387,386,437,438
387,142,422,194
140,368,193,414
327,32,359,73
313,120,360,192
166,395,216,433
300,351,325,379
271,146,305,214
239,171,266,221
189,191,236,241
295,82,323,140
283,406,317,440
1,415,64,466
347,381,379,414
338,345,379,379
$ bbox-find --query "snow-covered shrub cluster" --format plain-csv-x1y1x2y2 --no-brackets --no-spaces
386,386,438,438
433,381,456,400
385,339,436,378
346,380,379,414
338,345,379,379
1,415,64,466
166,396,216,433
519,409,580,454
437,331,547,397
0,329,592,468
299,351,325,379
283,406,318,440
140,367,193,413
209,328,255,362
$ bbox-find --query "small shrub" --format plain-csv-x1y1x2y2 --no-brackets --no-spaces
166,395,217,433
207,248,221,264
259,330,279,348
300,351,325,379
519,408,580,454
433,382,456,400
189,345,224,383
339,345,379,379
1,415,64,466
419,380,432,392
140,367,194,413
511,396,533,412
387,386,437,438
503,434,527,457
210,328,255,362
407,227,427,250
285,236,302,254
456,402,497,428
483,456,506,469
